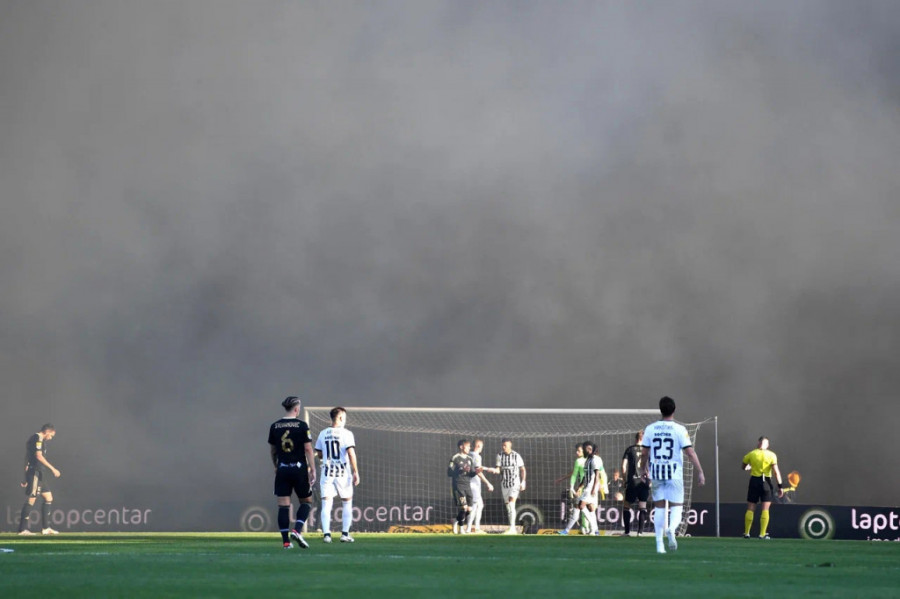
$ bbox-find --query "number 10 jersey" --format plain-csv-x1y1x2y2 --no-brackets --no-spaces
315,426,356,484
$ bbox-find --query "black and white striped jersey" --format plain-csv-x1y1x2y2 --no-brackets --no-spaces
496,450,525,489
641,420,692,481
582,454,603,492
315,426,356,478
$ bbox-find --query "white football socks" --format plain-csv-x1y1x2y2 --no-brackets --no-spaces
342,498,353,534
321,497,333,534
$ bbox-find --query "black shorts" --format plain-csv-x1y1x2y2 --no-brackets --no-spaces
747,476,775,503
625,479,650,504
23,469,48,497
273,465,311,499
452,485,473,508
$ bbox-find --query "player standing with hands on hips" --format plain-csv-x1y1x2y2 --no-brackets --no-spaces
641,396,705,554
268,396,317,550
315,407,360,543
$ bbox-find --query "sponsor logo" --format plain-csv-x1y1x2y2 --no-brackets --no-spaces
851,509,900,537
799,508,835,540
240,506,271,532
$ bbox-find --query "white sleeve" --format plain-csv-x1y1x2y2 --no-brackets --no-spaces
679,425,692,450
516,454,524,468
345,430,356,448
314,430,324,452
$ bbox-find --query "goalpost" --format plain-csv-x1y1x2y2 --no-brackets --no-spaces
304,407,716,535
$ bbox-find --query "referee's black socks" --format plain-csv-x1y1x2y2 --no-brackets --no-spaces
42,501,52,529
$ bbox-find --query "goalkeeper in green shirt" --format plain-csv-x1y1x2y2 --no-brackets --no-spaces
555,443,588,534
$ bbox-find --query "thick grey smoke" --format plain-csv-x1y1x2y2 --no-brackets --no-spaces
1,1,898,520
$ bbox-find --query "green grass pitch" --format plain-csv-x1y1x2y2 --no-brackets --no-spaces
1,533,897,598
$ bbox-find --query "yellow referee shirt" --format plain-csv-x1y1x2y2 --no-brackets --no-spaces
742,448,778,477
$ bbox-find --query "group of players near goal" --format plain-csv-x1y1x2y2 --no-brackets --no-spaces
264,394,783,554
446,395,706,553
13,395,784,551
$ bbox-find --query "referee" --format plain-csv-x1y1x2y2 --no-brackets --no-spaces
741,436,784,539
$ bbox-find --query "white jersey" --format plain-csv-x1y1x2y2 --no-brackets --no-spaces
642,419,692,481
582,455,603,493
469,452,483,487
496,450,524,490
315,426,356,479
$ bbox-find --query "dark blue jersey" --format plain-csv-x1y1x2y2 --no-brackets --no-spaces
268,418,312,466
24,433,47,473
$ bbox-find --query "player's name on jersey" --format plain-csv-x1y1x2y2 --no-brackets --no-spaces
272,420,303,429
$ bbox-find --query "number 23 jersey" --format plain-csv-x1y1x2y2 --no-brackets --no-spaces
641,420,692,481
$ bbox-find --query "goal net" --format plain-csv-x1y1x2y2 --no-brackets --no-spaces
304,407,709,535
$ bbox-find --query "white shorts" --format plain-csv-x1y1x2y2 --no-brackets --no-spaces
578,491,599,506
470,477,483,504
502,486,520,501
650,477,684,504
320,474,354,500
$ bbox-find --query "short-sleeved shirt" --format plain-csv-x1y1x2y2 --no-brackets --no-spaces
268,417,313,466
642,420,693,481
315,426,356,478
448,452,475,490
742,448,778,478
469,451,484,488
622,444,643,481
496,450,524,490
24,433,47,472
582,455,603,492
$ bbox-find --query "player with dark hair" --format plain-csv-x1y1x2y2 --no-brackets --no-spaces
559,441,602,535
315,406,360,543
555,442,588,534
495,438,526,534
448,439,477,534
268,396,317,550
641,396,705,554
622,430,650,536
741,436,783,539
18,424,61,535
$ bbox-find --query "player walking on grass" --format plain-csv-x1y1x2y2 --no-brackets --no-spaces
495,439,525,534
18,424,61,536
465,439,493,533
559,441,602,535
622,431,650,536
315,406,360,543
641,396,705,554
448,439,477,534
268,396,317,550
742,436,783,539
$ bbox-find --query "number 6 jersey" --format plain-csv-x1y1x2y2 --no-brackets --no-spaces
315,426,356,479
268,417,313,466
641,420,692,481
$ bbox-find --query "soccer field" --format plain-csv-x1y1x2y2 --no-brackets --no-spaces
1,533,897,598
